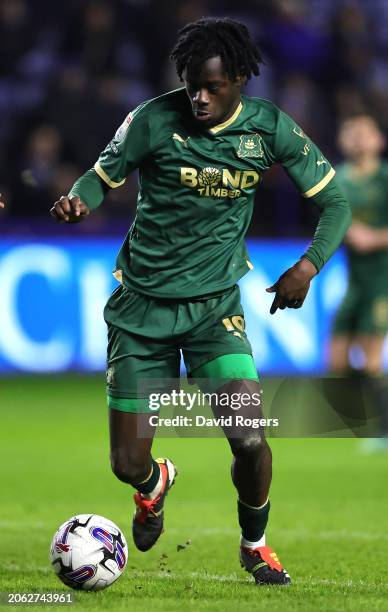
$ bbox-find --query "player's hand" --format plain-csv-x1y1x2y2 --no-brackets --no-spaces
346,221,378,253
50,196,90,223
266,258,317,315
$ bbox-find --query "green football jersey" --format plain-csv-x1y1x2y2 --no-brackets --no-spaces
94,88,335,298
336,161,388,281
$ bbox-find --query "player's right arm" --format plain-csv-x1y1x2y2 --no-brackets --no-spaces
50,194,91,223
50,103,151,223
50,170,108,223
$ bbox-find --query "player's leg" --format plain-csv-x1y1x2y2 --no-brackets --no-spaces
109,408,155,487
104,286,179,551
183,286,290,584
109,406,177,551
192,357,290,585
191,355,271,506
107,344,179,552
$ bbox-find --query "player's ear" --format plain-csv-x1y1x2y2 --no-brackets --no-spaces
235,75,247,88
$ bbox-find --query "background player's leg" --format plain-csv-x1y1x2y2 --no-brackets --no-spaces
356,334,388,441
329,287,358,373
329,334,353,373
357,334,385,376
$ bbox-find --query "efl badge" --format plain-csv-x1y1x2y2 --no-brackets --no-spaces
237,133,263,158
114,112,133,142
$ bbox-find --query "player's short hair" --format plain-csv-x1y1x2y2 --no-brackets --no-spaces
339,112,381,130
170,17,263,81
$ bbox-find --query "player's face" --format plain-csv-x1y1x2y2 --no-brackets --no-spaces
184,56,243,128
338,116,385,160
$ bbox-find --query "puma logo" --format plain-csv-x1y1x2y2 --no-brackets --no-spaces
293,127,306,139
173,133,190,147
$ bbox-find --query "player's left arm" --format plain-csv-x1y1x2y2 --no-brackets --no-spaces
267,111,352,314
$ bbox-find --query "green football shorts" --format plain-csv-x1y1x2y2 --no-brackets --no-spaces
332,281,388,336
104,284,257,412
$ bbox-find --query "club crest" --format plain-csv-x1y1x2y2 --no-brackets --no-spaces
237,133,263,158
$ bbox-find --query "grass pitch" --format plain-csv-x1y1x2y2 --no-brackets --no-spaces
1,375,388,611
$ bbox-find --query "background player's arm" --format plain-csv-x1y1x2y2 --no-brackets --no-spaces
267,111,352,314
346,221,388,253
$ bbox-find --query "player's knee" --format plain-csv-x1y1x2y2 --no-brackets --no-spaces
363,360,383,377
110,449,148,485
230,435,269,461
329,338,350,374
329,352,349,374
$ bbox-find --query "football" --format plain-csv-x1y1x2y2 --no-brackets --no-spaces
49,514,128,591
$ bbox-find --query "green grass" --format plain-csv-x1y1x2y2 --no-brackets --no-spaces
1,375,388,611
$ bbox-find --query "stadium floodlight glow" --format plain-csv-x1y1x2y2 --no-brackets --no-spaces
0,244,73,371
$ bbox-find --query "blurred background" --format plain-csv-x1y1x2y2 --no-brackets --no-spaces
2,5,388,600
0,0,388,374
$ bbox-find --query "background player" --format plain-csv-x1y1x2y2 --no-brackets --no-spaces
50,18,351,585
330,114,388,446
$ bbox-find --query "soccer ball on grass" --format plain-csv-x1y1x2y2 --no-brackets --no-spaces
49,514,128,591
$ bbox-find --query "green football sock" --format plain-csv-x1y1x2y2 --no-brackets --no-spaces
134,459,161,495
238,498,270,541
